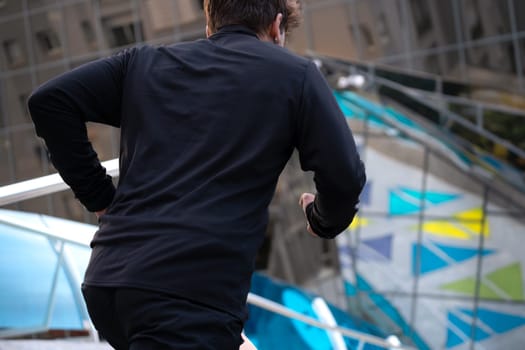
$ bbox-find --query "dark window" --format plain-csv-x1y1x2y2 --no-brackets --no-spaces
410,0,433,37
109,22,141,47
81,20,96,44
2,39,25,66
359,24,374,48
18,93,30,120
35,29,61,55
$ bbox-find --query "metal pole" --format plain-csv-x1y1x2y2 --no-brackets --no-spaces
451,0,468,80
508,0,524,91
468,185,489,350
44,239,65,328
408,146,429,337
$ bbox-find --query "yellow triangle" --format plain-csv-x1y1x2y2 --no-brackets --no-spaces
455,208,490,237
421,221,471,240
349,215,369,230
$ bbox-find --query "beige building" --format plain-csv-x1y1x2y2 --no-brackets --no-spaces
0,0,523,221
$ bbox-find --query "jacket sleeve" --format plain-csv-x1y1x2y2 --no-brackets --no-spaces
27,48,135,212
296,61,366,239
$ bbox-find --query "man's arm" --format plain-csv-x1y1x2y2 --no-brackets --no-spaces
27,49,135,212
296,61,366,239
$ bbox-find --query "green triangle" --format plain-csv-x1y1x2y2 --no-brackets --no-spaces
486,263,524,301
440,278,502,300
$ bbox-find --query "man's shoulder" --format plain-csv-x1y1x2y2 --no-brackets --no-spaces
255,42,312,75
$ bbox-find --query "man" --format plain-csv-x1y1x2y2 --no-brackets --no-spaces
28,0,365,349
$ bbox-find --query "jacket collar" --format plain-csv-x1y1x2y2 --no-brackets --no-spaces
210,25,259,40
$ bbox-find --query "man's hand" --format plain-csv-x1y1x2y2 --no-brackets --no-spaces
95,209,107,218
299,193,319,237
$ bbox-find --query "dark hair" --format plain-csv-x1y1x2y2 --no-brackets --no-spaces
204,0,301,36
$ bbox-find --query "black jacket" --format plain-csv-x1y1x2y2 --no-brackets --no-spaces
28,25,366,320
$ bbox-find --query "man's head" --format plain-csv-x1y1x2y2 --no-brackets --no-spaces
204,0,301,46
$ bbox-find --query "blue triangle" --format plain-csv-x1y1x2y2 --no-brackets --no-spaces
460,308,525,334
436,243,494,263
400,187,460,205
412,244,449,276
446,327,465,348
389,191,421,216
359,181,372,206
363,234,392,260
447,312,490,347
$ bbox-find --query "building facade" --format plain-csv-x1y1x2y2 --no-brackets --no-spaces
0,0,524,221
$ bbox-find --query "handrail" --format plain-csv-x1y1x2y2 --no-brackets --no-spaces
310,53,525,117
0,159,119,207
0,167,415,349
315,55,525,162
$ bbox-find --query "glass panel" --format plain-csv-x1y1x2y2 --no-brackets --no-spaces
30,8,65,64
10,128,44,181
466,40,516,81
100,0,141,49
0,134,14,185
516,1,525,32
407,0,461,50
459,0,512,41
426,151,485,211
432,0,462,46
0,0,23,16
87,123,117,162
0,18,29,71
175,0,205,40
471,303,525,350
138,0,205,44
309,3,360,60
414,298,476,349
50,191,88,222
139,0,178,43
63,1,100,56
3,73,32,127
27,0,58,11
285,20,309,55
36,65,65,84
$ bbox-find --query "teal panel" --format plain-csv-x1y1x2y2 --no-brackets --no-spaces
400,187,460,204
447,312,490,349
346,276,431,350
460,308,525,334
49,267,83,330
436,243,494,263
389,191,420,215
446,327,464,349
412,243,450,275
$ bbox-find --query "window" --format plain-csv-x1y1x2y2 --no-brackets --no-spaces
410,0,433,38
2,39,25,66
81,20,96,44
359,24,375,48
377,12,390,46
18,94,29,120
35,29,62,55
110,23,138,47
178,0,203,24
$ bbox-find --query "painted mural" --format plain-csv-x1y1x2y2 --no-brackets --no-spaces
336,93,525,349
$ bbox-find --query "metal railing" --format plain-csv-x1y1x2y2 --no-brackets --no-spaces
0,164,415,350
313,55,525,191
314,54,525,154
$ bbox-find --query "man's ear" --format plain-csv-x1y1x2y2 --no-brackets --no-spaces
270,13,285,46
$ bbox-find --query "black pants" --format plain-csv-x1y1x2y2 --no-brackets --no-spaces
82,285,243,350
